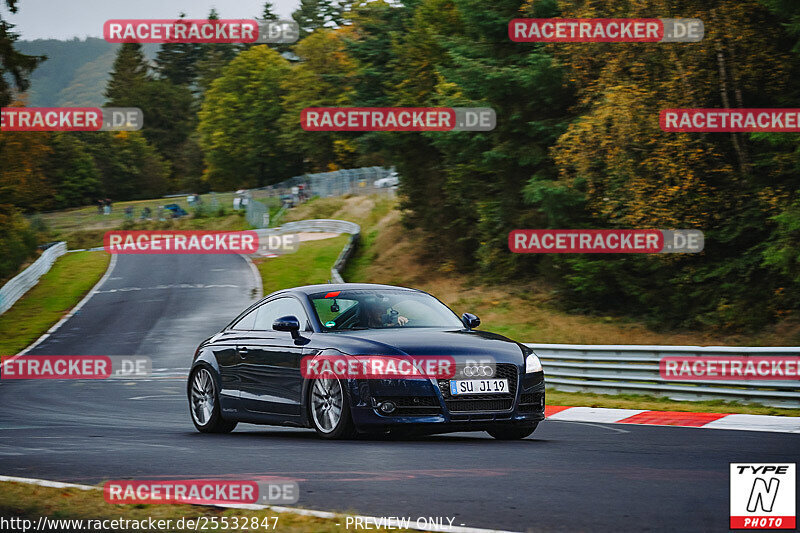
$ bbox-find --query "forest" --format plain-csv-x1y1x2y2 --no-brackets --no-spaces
1,0,800,331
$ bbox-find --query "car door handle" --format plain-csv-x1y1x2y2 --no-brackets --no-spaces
237,346,249,357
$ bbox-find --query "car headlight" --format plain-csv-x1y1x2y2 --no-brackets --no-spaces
525,354,542,373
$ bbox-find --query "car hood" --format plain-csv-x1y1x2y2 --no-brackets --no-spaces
315,328,527,365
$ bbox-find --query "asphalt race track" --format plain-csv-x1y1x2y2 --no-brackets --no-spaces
0,254,797,532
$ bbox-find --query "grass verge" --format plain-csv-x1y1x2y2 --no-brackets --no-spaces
47,212,253,251
546,389,800,417
0,482,400,533
256,235,350,294
317,195,800,346
33,192,253,234
0,251,110,356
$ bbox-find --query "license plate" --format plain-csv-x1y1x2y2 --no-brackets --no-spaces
449,379,509,395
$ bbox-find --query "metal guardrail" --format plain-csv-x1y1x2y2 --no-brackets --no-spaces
525,343,800,408
257,219,361,283
0,242,67,315
331,232,359,283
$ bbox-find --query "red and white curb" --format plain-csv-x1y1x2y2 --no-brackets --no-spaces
0,475,517,533
545,406,800,433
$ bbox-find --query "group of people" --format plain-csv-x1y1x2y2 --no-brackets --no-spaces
123,206,153,220
96,198,113,215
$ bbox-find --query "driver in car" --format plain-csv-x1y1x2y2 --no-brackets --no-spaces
363,299,409,327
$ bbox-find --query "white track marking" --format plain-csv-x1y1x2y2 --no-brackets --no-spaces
547,407,645,423
8,254,118,359
702,414,800,433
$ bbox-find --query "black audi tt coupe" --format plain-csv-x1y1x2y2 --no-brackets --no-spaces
187,283,545,439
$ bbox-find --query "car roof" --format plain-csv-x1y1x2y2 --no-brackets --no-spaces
227,283,437,332
268,283,421,298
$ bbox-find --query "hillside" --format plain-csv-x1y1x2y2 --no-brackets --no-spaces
285,194,800,346
14,38,158,107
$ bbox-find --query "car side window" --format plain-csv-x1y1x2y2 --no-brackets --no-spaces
231,307,258,330
254,297,309,331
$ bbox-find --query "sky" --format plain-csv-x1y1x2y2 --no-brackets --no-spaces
1,0,301,40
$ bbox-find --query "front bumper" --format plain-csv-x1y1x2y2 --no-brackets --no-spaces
347,367,545,433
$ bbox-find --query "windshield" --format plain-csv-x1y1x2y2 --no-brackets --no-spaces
310,289,464,330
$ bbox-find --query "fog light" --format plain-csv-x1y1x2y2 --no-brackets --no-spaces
379,401,396,414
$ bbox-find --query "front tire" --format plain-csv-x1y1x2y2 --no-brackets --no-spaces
487,423,538,440
189,367,237,433
308,378,357,439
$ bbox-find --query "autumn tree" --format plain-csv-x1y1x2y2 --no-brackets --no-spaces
279,28,358,171
0,101,53,210
540,0,800,328
198,46,302,190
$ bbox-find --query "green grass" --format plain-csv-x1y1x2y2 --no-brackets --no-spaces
0,251,110,356
342,227,381,282
36,192,238,233
547,389,800,417
283,194,396,228
0,482,403,533
49,212,253,250
257,235,350,294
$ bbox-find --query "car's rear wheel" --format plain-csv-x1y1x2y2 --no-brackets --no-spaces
189,367,237,433
487,423,538,440
309,378,357,439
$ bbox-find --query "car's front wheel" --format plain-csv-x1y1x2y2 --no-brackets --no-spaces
487,423,538,440
189,367,237,433
309,378,357,439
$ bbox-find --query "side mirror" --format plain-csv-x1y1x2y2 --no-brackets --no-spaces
273,315,301,338
461,313,480,330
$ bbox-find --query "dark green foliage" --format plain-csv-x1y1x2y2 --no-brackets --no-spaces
0,0,45,107
0,204,37,283
42,134,102,208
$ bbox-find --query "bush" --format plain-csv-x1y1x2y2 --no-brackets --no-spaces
0,205,39,283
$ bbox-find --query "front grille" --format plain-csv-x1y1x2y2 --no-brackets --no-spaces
446,399,513,412
374,396,441,416
438,363,518,413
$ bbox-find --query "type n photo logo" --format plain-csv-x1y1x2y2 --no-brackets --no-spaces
730,463,796,529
